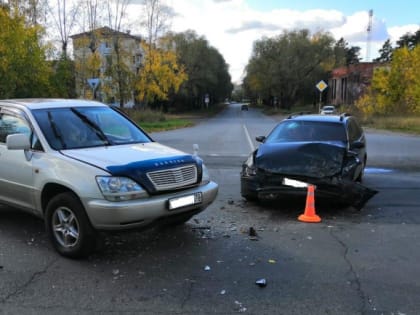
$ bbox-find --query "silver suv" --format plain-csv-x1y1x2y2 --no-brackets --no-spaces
0,99,218,258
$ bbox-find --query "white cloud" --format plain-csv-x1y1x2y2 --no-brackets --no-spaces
388,24,420,44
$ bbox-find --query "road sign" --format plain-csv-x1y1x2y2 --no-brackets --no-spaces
87,78,100,90
316,80,328,92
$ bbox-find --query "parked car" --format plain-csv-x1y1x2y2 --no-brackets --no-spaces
241,113,376,207
0,99,218,258
320,105,337,115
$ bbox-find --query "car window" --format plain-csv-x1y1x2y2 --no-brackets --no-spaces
347,118,363,142
32,106,152,150
0,112,31,143
266,120,347,143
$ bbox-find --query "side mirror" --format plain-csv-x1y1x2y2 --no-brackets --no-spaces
6,133,30,150
255,136,266,143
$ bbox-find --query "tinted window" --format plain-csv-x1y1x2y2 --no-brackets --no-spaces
347,118,363,142
266,120,347,143
32,106,152,150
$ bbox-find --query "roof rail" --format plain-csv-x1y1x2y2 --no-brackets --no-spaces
287,111,314,119
339,112,351,121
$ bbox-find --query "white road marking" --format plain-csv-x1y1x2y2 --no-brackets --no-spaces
243,124,255,151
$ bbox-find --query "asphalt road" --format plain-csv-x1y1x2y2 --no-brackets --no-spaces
1,103,420,314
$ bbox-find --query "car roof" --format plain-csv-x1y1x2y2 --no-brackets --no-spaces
286,113,350,124
0,99,107,110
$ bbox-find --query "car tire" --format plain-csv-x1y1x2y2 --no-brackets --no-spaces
45,192,96,258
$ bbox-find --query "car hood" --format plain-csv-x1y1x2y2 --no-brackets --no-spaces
255,141,346,178
62,142,189,167
62,142,202,193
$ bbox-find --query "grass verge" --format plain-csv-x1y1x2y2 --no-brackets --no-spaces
124,103,227,132
361,115,420,135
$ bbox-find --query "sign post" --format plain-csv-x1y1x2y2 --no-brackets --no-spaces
316,80,328,113
87,78,100,99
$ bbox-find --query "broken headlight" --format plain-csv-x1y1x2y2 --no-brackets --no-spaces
242,153,257,176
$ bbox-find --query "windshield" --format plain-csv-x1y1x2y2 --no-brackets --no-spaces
32,106,152,150
265,120,347,143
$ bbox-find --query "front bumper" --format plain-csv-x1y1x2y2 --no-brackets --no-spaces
85,181,218,230
241,174,377,209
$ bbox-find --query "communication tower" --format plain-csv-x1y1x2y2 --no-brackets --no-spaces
366,9,373,62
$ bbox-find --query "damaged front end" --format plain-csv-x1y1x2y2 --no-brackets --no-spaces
241,142,377,209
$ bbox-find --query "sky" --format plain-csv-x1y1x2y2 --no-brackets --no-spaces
131,0,420,84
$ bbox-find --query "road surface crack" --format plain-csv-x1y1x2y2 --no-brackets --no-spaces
0,258,59,304
329,228,371,314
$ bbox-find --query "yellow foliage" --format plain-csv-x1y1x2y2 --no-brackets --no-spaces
136,43,187,103
356,45,420,116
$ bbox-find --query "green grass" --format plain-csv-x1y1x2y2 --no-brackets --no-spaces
124,103,227,132
361,115,420,135
137,119,194,132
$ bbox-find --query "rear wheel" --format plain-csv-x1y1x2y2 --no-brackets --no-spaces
45,192,96,258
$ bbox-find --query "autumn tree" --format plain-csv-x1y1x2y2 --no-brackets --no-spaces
396,28,420,50
135,39,187,108
165,30,233,109
103,0,137,107
2,0,48,25
0,5,51,98
243,29,336,108
374,39,394,63
356,45,420,116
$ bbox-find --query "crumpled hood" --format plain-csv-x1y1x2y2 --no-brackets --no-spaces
255,141,346,178
62,142,202,193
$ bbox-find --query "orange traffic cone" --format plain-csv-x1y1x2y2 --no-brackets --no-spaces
298,185,321,223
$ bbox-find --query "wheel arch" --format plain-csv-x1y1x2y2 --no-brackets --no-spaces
41,183,79,215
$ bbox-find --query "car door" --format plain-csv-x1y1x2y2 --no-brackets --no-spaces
346,118,366,179
0,109,37,211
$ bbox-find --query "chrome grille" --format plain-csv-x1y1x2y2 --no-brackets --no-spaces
147,165,197,191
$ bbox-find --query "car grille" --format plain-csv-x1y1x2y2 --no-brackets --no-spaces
147,165,197,191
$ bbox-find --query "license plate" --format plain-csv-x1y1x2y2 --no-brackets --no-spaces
168,194,196,210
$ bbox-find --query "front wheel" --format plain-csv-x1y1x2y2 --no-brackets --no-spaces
45,192,96,258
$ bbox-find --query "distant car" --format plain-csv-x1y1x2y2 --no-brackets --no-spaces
241,104,249,111
320,105,337,115
0,99,218,258
240,113,376,207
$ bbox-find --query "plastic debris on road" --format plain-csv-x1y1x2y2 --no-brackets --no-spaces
255,278,267,287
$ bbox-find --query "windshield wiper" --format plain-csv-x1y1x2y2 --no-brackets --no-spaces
70,108,111,145
47,111,67,149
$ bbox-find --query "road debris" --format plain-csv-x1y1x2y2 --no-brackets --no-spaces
255,278,267,287
234,300,247,312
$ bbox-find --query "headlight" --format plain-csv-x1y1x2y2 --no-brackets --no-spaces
242,153,257,176
96,176,148,201
201,163,210,184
